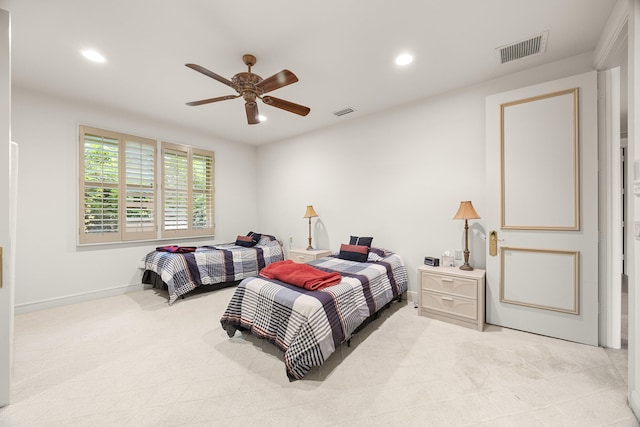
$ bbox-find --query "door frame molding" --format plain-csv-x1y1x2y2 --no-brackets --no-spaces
598,68,623,349
594,0,638,418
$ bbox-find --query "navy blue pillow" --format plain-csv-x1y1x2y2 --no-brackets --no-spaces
247,231,262,245
349,236,373,247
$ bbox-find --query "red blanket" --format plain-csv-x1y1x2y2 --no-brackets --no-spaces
259,260,342,291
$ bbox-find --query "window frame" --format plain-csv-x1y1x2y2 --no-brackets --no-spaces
78,125,215,245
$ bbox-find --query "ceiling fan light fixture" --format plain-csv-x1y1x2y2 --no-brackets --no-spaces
259,115,267,122
395,53,414,66
81,49,106,63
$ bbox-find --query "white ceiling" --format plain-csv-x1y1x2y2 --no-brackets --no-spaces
1,0,618,146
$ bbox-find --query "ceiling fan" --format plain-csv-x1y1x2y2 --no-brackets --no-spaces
185,54,311,125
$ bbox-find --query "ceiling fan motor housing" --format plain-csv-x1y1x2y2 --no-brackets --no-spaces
233,72,263,95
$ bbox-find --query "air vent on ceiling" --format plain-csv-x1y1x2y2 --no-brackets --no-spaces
333,107,356,117
496,31,548,64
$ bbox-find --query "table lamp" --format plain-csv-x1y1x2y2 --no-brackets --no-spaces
303,205,318,250
453,201,480,271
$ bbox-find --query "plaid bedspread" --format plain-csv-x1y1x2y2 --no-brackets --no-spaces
140,238,284,304
219,253,408,380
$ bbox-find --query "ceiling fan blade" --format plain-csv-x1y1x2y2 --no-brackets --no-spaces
186,95,238,106
255,70,298,94
185,63,236,89
245,102,260,125
262,96,310,116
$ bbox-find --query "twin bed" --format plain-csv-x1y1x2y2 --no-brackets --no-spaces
141,235,408,380
140,233,284,305
220,247,408,380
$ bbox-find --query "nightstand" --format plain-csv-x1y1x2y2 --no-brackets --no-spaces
418,265,486,331
288,248,332,264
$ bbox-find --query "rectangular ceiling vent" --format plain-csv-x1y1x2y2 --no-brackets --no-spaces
333,107,355,117
496,31,548,64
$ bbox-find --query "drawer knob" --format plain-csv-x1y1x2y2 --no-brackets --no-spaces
441,296,454,302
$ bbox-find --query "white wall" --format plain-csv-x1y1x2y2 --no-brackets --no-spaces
11,87,259,310
257,53,596,297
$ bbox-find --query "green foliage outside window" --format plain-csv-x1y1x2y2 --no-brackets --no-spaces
83,138,119,234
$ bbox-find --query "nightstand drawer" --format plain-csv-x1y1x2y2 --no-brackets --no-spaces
421,272,477,299
421,290,477,320
289,253,316,263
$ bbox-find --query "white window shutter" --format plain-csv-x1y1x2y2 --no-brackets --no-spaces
191,150,214,232
123,136,156,240
80,126,121,244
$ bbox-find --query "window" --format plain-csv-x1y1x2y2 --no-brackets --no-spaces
161,142,215,238
79,126,215,244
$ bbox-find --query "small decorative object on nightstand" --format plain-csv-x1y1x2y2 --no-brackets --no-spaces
288,248,332,264
418,265,486,331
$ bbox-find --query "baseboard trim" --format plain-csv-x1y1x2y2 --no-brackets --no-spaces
14,283,145,314
407,290,418,308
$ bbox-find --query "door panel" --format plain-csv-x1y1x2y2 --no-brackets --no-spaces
485,71,599,346
500,247,579,314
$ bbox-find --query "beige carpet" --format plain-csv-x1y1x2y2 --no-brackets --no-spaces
0,285,637,426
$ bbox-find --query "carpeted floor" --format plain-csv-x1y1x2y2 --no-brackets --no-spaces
0,285,637,426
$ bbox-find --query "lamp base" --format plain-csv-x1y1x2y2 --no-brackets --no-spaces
306,219,314,251
459,263,474,271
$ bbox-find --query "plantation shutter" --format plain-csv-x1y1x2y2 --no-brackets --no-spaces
191,148,214,233
80,126,121,244
123,136,156,240
79,126,213,243
79,126,160,244
162,143,190,237
161,142,215,238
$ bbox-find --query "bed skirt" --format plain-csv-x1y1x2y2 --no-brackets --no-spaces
142,270,238,297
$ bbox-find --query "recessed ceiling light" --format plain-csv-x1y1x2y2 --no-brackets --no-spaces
81,49,106,63
395,53,414,66
259,115,267,122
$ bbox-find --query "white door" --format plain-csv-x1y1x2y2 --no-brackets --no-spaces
485,71,599,346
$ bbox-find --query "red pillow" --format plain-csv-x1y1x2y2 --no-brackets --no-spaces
235,235,256,247
338,243,369,262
